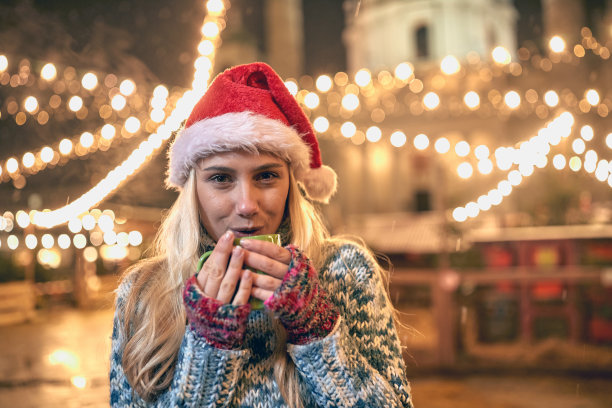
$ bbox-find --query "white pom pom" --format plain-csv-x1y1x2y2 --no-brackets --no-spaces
300,165,337,203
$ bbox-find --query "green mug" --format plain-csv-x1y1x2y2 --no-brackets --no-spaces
197,233,281,310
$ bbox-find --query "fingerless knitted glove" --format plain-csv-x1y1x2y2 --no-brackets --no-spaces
182,275,251,350
264,245,339,345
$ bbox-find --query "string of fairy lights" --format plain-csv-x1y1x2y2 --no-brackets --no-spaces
0,60,174,185
0,0,228,265
0,0,610,262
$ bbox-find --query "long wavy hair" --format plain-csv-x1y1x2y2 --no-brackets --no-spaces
120,153,331,406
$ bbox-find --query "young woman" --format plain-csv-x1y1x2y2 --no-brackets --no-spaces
109,62,414,408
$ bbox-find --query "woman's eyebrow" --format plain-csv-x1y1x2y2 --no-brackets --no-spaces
201,163,284,172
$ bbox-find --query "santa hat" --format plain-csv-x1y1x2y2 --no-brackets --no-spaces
166,62,337,203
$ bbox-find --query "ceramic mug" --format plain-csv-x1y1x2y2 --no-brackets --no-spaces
197,233,282,310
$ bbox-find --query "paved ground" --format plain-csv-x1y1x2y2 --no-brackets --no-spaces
0,306,610,407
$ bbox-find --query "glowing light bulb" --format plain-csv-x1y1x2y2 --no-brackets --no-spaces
453,207,468,222
41,146,54,163
82,215,96,231
354,69,372,86
24,96,38,113
68,218,82,233
316,75,332,92
124,117,141,133
585,89,600,106
492,46,511,64
128,231,143,246
572,138,586,154
59,139,73,155
153,85,169,99
366,126,382,143
498,180,512,196
466,202,480,218
16,211,30,228
41,234,54,249
434,137,450,154
206,0,225,14
0,55,8,72
81,72,98,90
111,94,126,111
80,132,94,148
390,131,407,147
101,124,116,140
58,234,71,249
340,122,356,138
478,159,494,175
304,92,320,109
25,234,37,249
394,62,413,80
22,152,35,168
464,91,480,109
508,170,522,186
41,63,57,80
440,55,460,75
74,234,87,249
455,141,470,157
202,22,220,38
413,134,429,150
198,40,215,56
474,145,490,160
457,162,473,179
580,125,594,141
7,235,19,250
6,158,18,173
342,94,359,111
477,195,492,211
606,133,612,149
68,96,83,112
549,35,566,53
423,92,440,110
569,156,582,172
504,91,521,109
553,153,566,170
313,116,329,133
544,90,559,107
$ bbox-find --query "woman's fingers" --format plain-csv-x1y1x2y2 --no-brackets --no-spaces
232,270,253,306
215,246,245,303
202,231,234,298
250,286,274,302
251,273,283,292
239,239,291,264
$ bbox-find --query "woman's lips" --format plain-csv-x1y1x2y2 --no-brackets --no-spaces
231,228,262,237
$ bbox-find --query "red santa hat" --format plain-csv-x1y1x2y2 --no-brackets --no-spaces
166,62,337,203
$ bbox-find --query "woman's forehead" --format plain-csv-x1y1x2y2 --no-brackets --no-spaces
196,151,287,170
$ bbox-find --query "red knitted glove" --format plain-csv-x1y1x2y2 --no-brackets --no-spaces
264,245,339,345
182,275,251,350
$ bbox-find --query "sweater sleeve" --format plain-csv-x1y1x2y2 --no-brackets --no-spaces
287,243,414,408
109,273,251,407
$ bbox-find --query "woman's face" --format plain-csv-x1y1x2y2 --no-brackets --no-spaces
195,151,290,241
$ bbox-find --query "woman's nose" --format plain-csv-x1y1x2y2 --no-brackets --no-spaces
235,183,258,217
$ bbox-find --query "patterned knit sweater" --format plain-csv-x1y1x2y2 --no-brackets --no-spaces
109,242,414,407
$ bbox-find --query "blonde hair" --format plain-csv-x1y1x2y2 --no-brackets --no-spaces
120,161,330,406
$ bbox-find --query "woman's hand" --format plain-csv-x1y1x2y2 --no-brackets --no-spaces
239,238,291,301
196,231,252,306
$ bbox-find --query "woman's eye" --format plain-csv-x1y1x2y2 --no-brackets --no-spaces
256,171,279,182
208,174,232,184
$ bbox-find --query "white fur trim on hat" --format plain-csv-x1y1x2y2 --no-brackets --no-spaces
166,111,337,202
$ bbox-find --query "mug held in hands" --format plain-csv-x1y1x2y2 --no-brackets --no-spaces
197,233,282,310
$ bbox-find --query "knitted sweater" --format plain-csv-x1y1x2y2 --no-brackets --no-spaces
109,242,414,407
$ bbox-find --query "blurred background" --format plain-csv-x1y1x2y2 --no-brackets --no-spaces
0,0,611,406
